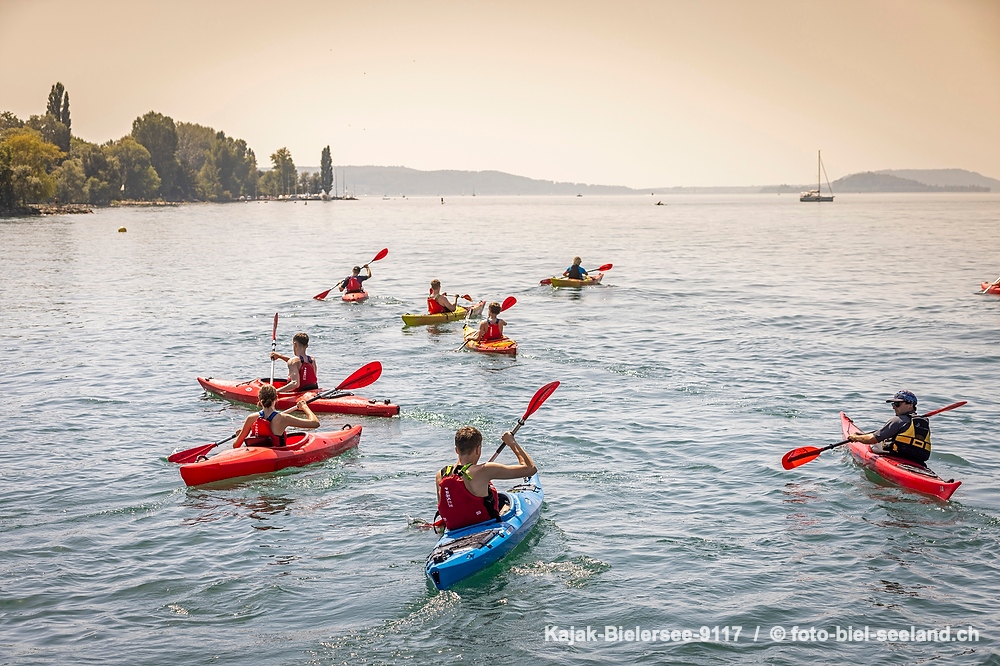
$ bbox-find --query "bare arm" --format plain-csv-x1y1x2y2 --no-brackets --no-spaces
848,432,878,445
274,401,320,432
481,432,536,480
233,413,257,448
363,265,372,277
277,357,302,393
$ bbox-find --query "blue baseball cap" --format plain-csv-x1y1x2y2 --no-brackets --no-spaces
886,390,918,406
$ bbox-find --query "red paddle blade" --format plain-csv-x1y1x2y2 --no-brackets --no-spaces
522,381,560,421
371,248,389,262
461,294,472,301
168,442,216,464
540,278,552,285
271,312,278,339
313,288,332,301
336,361,382,391
781,446,822,470
595,263,613,272
922,400,967,417
501,296,516,311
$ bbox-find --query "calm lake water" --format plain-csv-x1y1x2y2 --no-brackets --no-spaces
2,194,999,665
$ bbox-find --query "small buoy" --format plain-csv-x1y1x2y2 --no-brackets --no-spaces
118,227,127,233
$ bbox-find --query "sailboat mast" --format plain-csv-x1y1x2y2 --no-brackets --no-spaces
818,150,821,191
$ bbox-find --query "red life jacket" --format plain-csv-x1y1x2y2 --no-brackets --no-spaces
483,318,502,341
244,410,286,447
437,464,501,530
298,355,318,390
345,276,363,293
427,290,449,314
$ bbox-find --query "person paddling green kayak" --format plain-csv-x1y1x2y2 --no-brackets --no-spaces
845,390,931,463
428,279,460,314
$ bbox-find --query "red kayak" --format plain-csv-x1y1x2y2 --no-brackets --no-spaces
197,377,400,417
980,282,1000,296
342,291,369,303
179,425,362,486
841,412,961,500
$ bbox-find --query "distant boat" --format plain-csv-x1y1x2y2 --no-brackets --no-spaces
800,150,834,202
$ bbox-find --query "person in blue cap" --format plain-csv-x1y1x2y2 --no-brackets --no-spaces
846,390,931,464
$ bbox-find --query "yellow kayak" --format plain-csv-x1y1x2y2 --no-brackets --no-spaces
463,326,517,355
401,301,484,327
547,272,604,288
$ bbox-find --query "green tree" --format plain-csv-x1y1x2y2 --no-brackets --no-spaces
0,128,63,204
298,170,312,194
0,143,15,208
132,111,180,199
270,147,296,195
61,92,71,131
26,114,70,153
107,136,160,200
320,146,333,194
85,177,112,205
54,158,87,203
0,111,24,132
47,83,65,119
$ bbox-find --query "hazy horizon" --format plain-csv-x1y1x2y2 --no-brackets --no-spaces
2,0,998,188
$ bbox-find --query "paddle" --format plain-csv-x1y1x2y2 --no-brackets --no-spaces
981,275,1000,294
487,380,560,462
540,263,613,285
780,400,967,470
269,312,278,385
168,361,384,464
313,248,389,300
456,296,516,351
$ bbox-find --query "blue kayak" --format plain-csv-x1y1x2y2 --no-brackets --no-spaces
426,474,543,590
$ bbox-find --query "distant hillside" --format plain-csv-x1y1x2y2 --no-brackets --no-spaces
328,166,638,196
832,172,990,193
289,164,997,196
876,168,1000,191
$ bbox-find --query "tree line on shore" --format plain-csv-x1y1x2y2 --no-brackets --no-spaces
0,83,335,208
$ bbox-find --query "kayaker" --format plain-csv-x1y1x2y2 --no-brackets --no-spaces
467,301,506,341
270,332,320,393
845,390,931,464
428,279,459,314
563,257,589,281
436,427,537,530
337,264,371,295
234,384,320,448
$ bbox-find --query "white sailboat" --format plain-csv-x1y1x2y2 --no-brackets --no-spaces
800,150,834,202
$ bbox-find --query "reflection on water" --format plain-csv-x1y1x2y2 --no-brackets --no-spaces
182,492,295,526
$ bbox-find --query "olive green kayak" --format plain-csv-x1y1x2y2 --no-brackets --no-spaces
401,301,485,326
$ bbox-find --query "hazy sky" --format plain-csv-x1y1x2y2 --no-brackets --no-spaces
2,0,998,187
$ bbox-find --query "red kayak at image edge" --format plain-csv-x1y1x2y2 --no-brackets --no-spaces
981,282,1000,296
841,411,961,500
179,426,362,486
197,377,399,417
